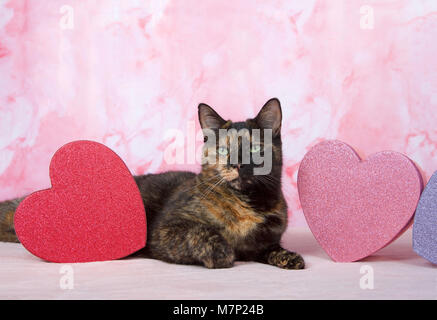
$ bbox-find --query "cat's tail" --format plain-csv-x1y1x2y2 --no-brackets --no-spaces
0,197,25,243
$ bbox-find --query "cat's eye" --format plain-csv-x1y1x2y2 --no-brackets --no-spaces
250,144,261,153
218,146,228,156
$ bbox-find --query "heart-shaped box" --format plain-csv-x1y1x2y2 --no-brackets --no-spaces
297,140,422,262
413,171,437,265
14,140,147,263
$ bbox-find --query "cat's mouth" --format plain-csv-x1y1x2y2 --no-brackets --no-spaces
220,168,242,189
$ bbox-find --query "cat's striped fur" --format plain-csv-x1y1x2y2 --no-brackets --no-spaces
0,198,23,243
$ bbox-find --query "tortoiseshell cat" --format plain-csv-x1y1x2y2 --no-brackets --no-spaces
0,98,304,269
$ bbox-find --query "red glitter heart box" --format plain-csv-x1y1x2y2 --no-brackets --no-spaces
14,140,147,263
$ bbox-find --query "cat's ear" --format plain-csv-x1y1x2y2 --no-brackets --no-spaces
198,103,227,130
255,98,282,137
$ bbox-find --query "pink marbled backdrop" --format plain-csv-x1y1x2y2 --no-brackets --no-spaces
1,0,437,226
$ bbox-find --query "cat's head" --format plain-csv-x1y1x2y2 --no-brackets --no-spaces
198,98,283,192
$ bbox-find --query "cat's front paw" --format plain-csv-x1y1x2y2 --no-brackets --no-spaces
202,234,235,269
268,249,305,270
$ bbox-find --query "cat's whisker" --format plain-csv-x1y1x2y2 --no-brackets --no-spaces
179,173,222,194
257,174,296,197
254,175,280,192
195,175,223,194
199,177,225,200
200,178,223,200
